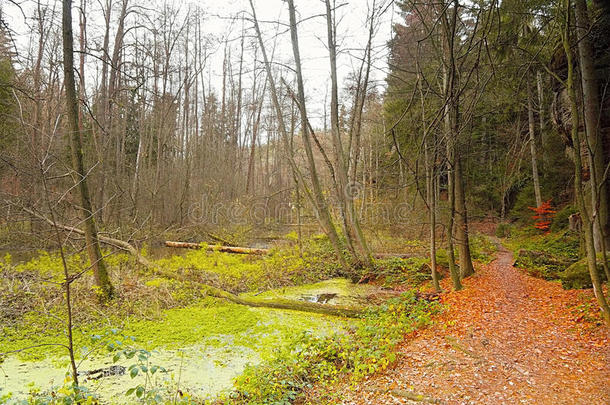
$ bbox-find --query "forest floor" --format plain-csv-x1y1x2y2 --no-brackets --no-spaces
317,242,610,404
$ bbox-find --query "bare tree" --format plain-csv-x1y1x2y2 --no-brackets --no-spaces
62,0,114,301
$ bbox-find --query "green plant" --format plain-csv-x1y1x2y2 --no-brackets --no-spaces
469,234,498,264
495,222,511,238
231,292,439,404
506,229,580,280
114,348,167,403
550,205,576,233
10,376,97,405
377,257,432,287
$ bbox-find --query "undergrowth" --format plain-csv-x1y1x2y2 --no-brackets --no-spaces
0,235,343,361
227,291,439,404
1,233,440,404
505,228,580,280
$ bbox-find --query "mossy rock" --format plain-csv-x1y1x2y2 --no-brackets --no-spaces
558,253,609,289
513,249,574,280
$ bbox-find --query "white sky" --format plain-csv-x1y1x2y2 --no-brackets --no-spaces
2,0,396,126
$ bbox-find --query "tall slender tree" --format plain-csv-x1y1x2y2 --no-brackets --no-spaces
62,0,114,301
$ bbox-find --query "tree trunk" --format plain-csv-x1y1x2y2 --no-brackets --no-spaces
62,0,114,302
454,153,475,278
574,0,610,251
420,67,440,291
441,0,473,281
202,285,363,318
536,71,548,172
286,0,350,269
563,0,610,325
249,0,350,272
527,77,543,208
426,144,441,292
446,158,462,290
443,64,461,291
324,0,373,268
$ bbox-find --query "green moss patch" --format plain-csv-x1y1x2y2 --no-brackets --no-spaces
558,254,609,289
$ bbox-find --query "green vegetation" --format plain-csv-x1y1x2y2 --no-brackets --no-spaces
469,233,498,264
230,292,439,404
495,223,512,238
558,254,609,289
0,236,344,361
506,228,580,281
376,257,432,287
0,233,443,404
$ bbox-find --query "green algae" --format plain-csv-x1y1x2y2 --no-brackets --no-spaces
0,278,369,403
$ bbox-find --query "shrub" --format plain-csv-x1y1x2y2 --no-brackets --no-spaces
495,222,511,238
528,200,556,233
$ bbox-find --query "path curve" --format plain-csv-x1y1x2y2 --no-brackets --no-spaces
333,243,610,404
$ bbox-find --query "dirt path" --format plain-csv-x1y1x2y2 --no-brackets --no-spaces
332,244,610,404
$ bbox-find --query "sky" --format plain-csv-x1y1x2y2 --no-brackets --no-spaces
2,0,398,126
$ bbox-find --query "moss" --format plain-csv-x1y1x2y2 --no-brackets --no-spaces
558,254,609,289
435,249,450,269
377,256,433,287
506,229,580,280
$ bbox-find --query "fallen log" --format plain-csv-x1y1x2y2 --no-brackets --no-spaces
164,240,417,259
22,209,363,317
164,241,269,255
201,285,363,318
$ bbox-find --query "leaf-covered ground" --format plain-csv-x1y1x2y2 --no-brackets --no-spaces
314,244,609,404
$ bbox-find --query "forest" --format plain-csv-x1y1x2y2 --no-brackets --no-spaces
0,0,608,403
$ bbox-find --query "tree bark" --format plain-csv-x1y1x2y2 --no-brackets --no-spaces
442,50,461,291
527,77,543,208
285,0,350,270
427,149,441,292
62,0,114,302
563,0,610,325
536,71,548,171
454,153,475,278
574,0,610,251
